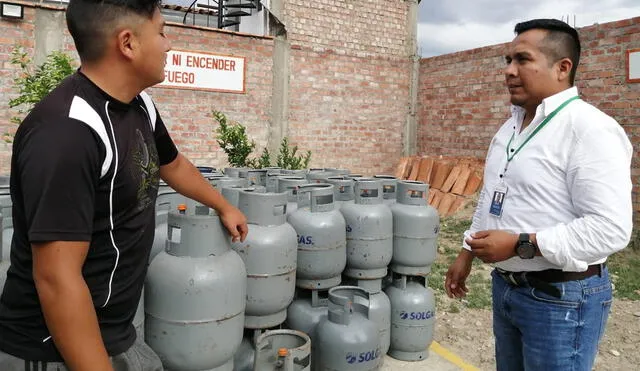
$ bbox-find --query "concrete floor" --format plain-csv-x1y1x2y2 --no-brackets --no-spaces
380,342,479,371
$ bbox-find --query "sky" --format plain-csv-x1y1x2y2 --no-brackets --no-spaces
418,0,640,57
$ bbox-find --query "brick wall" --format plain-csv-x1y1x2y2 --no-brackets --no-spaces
418,16,640,219
148,24,274,166
283,0,412,175
0,5,37,174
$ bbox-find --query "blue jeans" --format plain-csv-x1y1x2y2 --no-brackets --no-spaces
491,267,612,371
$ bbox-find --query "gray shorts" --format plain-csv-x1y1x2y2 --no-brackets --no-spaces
0,336,163,371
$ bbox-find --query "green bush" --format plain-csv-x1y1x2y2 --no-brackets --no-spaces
9,47,75,124
214,111,311,170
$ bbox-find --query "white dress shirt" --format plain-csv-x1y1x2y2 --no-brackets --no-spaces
463,86,633,272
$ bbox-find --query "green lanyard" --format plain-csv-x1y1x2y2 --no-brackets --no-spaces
506,95,580,162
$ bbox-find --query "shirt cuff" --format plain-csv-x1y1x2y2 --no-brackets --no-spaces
535,229,588,272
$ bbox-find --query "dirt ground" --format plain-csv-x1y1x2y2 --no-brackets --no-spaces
433,297,640,370
433,202,640,370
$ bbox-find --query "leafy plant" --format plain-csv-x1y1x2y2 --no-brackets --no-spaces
213,111,312,170
258,147,272,168
213,110,256,167
9,47,75,124
276,137,311,170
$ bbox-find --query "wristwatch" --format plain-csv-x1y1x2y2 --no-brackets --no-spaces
516,233,537,259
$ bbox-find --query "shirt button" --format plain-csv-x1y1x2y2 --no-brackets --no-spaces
510,149,515,152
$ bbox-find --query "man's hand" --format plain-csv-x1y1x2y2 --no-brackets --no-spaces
445,249,473,298
466,230,518,263
218,204,248,243
160,154,249,242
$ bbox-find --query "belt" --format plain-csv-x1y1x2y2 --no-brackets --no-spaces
495,263,605,299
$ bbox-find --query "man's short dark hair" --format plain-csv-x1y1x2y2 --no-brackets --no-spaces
66,0,161,63
515,19,581,85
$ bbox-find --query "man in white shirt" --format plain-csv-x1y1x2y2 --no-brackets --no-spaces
445,18,633,371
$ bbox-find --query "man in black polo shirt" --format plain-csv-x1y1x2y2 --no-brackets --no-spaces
0,0,248,370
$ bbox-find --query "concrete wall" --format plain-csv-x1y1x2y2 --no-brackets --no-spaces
418,16,640,219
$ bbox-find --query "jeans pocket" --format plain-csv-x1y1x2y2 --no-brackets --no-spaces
597,298,613,342
530,281,583,308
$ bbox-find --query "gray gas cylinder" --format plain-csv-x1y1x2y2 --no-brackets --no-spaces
254,329,311,371
221,186,266,207
234,191,298,329
383,274,435,361
212,176,249,190
325,177,355,210
340,179,393,280
343,278,390,356
145,204,247,371
1,185,13,264
0,183,10,296
281,169,308,177
287,184,346,290
315,286,382,370
247,169,268,187
346,174,364,180
285,289,329,371
233,330,257,371
373,175,397,205
306,170,334,183
150,191,185,262
389,181,439,276
323,168,350,176
277,176,310,215
225,167,251,178
0,214,6,296
265,168,283,192
133,287,144,341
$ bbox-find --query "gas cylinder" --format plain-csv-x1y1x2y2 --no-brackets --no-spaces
383,274,435,361
133,287,144,341
1,185,12,264
389,181,439,276
342,278,390,356
145,204,246,371
247,169,268,187
254,330,312,371
323,168,350,177
234,191,298,329
225,167,251,178
306,170,334,184
287,184,346,290
233,330,257,371
1,183,10,296
281,169,308,177
197,166,217,174
277,177,310,215
221,186,266,207
325,176,355,210
285,289,329,371
212,176,249,190
340,179,393,280
150,191,185,262
373,175,397,205
0,214,6,296
265,168,283,192
315,286,382,370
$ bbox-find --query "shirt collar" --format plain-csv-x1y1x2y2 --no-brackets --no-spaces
510,86,579,117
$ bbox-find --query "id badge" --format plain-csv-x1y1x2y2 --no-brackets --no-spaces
489,182,508,217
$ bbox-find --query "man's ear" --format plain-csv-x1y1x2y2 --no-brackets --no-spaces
116,28,137,61
556,57,573,83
